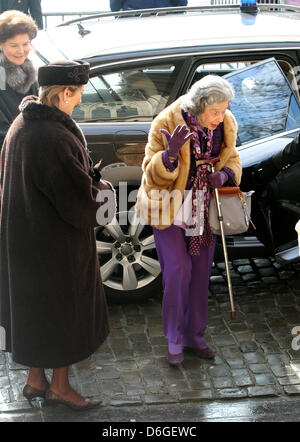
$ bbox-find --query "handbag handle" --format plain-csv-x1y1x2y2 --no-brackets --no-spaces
211,186,243,198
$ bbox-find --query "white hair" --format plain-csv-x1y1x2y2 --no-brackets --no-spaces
181,75,235,116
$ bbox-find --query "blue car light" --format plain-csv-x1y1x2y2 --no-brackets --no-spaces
241,0,257,6
240,0,258,14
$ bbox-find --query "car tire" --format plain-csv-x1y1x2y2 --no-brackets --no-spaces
95,209,162,303
104,273,163,304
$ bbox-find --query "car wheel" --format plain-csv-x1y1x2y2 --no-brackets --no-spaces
95,210,162,303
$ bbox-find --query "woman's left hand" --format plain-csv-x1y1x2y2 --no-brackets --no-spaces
207,171,228,188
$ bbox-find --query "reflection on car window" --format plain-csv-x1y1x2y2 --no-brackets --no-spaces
225,59,300,144
72,63,176,122
195,61,251,78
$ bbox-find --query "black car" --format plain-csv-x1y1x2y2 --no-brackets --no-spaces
33,2,300,301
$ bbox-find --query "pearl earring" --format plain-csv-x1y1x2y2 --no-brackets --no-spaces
65,100,69,104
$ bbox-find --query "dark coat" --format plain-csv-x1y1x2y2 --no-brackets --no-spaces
0,82,38,148
0,55,38,150
0,0,43,29
258,133,300,203
110,0,187,11
0,96,112,368
253,132,300,184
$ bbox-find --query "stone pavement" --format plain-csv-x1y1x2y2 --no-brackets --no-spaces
1,256,300,422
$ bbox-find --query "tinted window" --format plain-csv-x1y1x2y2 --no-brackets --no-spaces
73,63,177,122
194,61,251,79
225,59,300,144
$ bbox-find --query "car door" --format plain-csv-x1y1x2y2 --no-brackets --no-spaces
183,54,300,262
223,58,300,262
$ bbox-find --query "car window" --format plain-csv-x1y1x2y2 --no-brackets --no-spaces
190,58,300,146
72,63,177,122
224,58,300,145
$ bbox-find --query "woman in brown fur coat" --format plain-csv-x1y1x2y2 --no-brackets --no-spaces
136,75,241,365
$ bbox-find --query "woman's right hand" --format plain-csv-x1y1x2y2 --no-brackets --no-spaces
160,124,193,159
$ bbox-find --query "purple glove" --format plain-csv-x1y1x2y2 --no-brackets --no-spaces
207,171,228,188
160,124,193,159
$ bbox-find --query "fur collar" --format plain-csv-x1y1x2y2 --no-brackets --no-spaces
19,95,87,147
0,52,37,94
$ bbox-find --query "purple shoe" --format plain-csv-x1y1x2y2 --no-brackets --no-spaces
167,351,184,366
194,347,215,359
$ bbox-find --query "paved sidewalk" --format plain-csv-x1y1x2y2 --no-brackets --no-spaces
1,257,300,421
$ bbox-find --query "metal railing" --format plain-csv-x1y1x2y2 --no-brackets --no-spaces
42,11,107,29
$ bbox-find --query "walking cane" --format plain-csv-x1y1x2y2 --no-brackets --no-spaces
209,161,237,320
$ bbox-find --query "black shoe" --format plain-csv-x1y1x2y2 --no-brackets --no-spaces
45,389,102,411
23,384,48,402
194,346,215,359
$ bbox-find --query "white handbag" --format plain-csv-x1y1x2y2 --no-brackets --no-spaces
208,187,254,235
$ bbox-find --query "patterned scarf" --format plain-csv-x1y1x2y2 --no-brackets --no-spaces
185,112,215,255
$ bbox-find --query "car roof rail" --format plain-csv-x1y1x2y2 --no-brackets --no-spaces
57,3,300,28
258,2,300,12
56,5,241,27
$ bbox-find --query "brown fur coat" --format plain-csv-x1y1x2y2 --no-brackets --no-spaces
136,97,242,229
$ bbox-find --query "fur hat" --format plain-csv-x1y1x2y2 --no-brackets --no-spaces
38,60,90,86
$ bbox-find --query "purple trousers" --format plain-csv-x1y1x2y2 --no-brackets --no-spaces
153,224,216,350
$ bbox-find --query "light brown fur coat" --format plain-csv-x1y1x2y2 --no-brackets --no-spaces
136,97,242,229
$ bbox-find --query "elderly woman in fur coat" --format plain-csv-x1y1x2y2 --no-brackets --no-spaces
136,75,241,365
0,10,38,150
0,60,115,410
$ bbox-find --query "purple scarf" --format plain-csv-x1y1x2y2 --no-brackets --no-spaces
185,112,215,255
